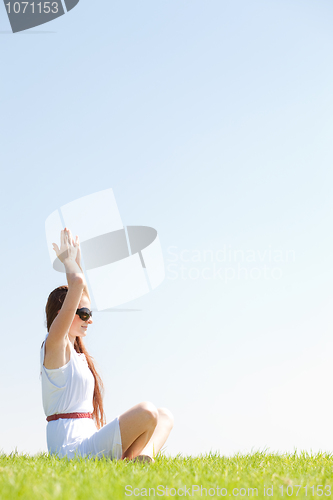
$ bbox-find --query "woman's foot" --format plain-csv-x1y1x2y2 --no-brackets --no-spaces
132,455,155,463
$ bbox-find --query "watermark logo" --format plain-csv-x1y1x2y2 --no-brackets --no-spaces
3,0,80,33
124,483,330,497
45,188,165,310
166,245,295,283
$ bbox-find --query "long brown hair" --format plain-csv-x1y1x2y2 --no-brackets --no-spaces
45,285,106,429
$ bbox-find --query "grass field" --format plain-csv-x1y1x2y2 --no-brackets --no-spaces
0,451,332,499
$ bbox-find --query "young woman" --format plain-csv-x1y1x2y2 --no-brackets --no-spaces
40,227,174,461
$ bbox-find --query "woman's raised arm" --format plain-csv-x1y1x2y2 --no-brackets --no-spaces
44,228,86,366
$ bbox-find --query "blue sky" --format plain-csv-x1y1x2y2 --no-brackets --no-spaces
1,0,333,457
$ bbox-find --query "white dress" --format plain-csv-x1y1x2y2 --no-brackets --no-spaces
40,335,122,460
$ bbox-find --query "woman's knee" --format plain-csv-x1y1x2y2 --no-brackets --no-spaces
157,407,174,429
138,401,159,427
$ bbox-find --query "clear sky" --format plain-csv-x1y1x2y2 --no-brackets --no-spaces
1,0,333,457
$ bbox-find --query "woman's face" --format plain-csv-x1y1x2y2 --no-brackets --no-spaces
68,294,93,339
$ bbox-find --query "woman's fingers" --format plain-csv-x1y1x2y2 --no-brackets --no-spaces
59,228,78,250
52,243,60,255
54,228,80,264
65,228,75,246
62,228,70,245
62,228,70,244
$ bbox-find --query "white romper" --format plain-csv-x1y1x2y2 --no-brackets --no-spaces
40,335,122,460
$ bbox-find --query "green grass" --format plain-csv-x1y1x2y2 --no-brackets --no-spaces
0,451,332,499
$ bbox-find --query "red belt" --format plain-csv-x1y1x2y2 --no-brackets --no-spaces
46,412,92,422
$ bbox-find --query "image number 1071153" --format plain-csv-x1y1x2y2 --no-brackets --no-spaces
5,2,60,14
3,0,80,33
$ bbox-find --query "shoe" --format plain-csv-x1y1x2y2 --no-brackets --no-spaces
132,455,154,463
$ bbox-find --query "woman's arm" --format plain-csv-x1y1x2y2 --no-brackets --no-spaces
44,228,86,368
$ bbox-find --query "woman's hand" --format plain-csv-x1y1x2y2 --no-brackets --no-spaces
52,228,79,264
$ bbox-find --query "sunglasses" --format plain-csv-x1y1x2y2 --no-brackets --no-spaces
76,307,93,321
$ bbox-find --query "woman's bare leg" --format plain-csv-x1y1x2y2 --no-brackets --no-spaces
139,408,174,459
119,401,159,460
